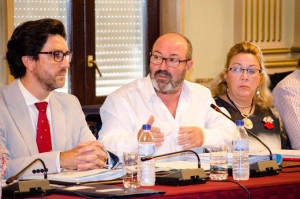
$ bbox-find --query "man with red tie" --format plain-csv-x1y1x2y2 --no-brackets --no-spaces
0,18,109,179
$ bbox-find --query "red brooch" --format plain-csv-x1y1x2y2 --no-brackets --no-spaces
263,116,274,129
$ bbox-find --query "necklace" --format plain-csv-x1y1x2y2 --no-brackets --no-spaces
226,93,254,129
234,103,252,109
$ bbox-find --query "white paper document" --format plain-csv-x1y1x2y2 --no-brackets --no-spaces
23,169,123,183
255,149,300,159
156,152,283,172
156,161,210,171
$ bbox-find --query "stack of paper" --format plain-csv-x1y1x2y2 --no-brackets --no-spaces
156,152,282,172
155,161,204,171
256,149,300,161
187,153,280,165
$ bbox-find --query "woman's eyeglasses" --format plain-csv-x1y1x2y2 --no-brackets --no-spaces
228,67,262,77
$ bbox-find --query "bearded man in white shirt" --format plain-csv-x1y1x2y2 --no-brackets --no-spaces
99,33,235,160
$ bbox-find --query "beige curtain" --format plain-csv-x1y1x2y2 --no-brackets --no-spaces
0,0,9,86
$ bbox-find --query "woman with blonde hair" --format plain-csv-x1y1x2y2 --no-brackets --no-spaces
210,42,290,152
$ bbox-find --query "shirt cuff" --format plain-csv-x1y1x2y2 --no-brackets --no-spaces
57,152,63,172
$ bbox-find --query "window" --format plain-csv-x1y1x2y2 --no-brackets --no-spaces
13,0,69,93
94,0,145,96
7,0,159,105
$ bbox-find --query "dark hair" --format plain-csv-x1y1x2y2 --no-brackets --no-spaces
6,18,66,78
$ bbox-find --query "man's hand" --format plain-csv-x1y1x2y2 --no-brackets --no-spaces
60,141,108,170
137,115,164,147
177,126,204,150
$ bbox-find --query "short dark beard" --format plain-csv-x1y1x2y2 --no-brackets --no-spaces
34,68,66,91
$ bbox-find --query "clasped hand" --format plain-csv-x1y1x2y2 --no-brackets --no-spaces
60,141,108,170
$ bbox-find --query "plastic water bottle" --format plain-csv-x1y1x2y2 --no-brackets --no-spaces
138,124,155,186
232,120,249,180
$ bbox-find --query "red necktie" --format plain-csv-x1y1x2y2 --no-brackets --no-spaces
35,102,52,153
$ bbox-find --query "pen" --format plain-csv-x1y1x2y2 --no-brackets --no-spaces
282,158,300,161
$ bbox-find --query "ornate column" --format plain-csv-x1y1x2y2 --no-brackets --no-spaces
159,0,184,35
234,0,299,71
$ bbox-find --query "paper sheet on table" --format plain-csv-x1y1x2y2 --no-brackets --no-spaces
156,151,283,172
255,149,300,159
155,161,210,171
186,153,281,164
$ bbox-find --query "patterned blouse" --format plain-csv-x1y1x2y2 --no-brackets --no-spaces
214,96,291,153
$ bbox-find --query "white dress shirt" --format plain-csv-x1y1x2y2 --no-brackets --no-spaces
17,78,60,167
99,75,235,161
273,70,300,149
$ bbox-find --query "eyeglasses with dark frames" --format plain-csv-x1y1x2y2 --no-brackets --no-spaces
228,67,262,76
150,53,190,68
38,51,72,62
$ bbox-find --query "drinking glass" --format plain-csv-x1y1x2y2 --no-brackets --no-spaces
123,152,140,188
210,145,228,180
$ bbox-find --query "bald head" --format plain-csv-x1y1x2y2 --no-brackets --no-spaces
149,33,194,94
152,33,193,60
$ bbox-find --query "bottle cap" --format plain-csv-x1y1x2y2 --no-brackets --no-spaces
235,120,244,126
142,124,151,130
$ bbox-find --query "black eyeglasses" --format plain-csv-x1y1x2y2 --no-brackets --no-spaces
150,54,190,68
38,51,72,62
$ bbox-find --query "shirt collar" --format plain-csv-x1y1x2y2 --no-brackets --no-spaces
144,75,157,101
17,78,51,107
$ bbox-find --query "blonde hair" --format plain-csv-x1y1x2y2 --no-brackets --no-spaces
209,42,273,109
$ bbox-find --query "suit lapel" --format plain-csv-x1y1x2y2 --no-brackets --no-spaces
50,94,67,151
2,80,39,154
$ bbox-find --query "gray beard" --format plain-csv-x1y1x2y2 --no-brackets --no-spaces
150,69,186,94
151,78,174,94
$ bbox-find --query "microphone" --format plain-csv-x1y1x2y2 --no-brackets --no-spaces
141,150,201,168
211,104,273,160
6,158,47,184
210,104,280,177
3,159,55,198
141,150,208,186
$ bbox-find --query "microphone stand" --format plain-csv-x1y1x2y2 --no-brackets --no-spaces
6,158,47,184
141,150,208,186
211,104,273,160
3,159,55,198
141,150,201,168
211,104,281,177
